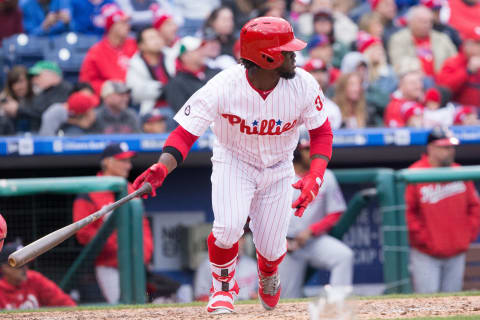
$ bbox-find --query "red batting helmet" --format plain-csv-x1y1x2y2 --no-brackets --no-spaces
240,17,306,70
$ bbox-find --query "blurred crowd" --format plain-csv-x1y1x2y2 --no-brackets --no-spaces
0,0,480,136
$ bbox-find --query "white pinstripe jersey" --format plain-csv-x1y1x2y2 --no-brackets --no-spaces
174,64,328,168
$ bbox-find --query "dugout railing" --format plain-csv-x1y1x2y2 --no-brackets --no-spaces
394,165,480,294
0,176,146,304
330,168,410,294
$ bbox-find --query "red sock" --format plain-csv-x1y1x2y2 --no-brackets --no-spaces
207,233,238,266
257,250,286,276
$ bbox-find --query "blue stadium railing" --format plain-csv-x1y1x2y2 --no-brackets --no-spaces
0,126,478,157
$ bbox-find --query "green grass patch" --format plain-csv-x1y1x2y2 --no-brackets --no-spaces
1,291,479,315
390,316,480,320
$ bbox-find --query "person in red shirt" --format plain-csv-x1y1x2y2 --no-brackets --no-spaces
406,127,480,293
0,0,23,45
384,67,424,127
445,0,480,41
388,5,456,79
436,29,480,107
0,243,76,310
73,143,153,303
79,4,137,96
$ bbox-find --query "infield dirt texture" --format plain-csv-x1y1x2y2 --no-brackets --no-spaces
3,295,480,319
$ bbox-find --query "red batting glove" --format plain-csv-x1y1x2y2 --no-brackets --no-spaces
291,158,327,217
133,163,168,198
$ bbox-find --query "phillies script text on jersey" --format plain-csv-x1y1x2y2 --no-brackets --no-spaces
222,114,297,135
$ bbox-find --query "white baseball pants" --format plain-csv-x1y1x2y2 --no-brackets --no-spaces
95,266,120,303
410,248,466,293
211,156,295,261
278,234,354,298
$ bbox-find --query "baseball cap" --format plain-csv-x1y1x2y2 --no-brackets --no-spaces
306,34,330,52
357,31,382,53
141,108,170,125
150,3,173,30
424,87,441,103
0,243,23,265
369,0,383,9
101,143,136,160
28,61,62,77
102,4,129,32
420,0,443,9
427,127,459,146
101,81,131,99
463,26,480,42
67,92,99,116
303,58,328,72
178,36,203,56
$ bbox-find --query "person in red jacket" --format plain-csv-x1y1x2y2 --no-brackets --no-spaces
0,243,76,310
444,0,480,41
436,29,480,107
79,4,137,96
406,127,480,293
384,67,424,127
73,143,153,303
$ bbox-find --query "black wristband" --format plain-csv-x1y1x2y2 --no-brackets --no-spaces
162,146,184,165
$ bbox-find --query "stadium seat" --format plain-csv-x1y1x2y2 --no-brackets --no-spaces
44,47,86,83
1,34,50,68
51,32,101,54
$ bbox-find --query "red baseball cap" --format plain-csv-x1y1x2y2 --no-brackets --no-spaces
420,0,443,9
67,92,99,116
102,4,129,32
303,58,327,72
150,3,172,30
463,26,480,42
424,87,441,103
357,31,382,53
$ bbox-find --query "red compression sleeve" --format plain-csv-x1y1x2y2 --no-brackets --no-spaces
163,125,199,163
309,212,342,236
309,119,333,160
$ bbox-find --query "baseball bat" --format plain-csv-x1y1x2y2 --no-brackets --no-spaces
8,182,153,268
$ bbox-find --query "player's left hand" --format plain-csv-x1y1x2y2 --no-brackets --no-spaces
133,163,168,198
291,175,323,217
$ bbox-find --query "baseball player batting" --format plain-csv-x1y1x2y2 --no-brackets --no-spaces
133,16,333,314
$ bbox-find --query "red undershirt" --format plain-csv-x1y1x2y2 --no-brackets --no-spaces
413,36,435,76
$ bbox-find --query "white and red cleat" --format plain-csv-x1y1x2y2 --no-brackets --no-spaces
207,281,239,314
258,271,281,310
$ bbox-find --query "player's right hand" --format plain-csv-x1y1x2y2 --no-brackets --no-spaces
133,163,168,198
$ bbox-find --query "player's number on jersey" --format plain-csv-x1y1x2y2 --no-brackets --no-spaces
315,95,323,111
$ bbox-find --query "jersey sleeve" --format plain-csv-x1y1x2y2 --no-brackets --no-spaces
173,85,217,137
300,74,328,130
323,170,347,215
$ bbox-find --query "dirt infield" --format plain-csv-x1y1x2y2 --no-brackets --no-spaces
4,296,480,320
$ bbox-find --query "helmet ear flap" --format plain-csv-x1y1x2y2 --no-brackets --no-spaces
260,50,284,69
